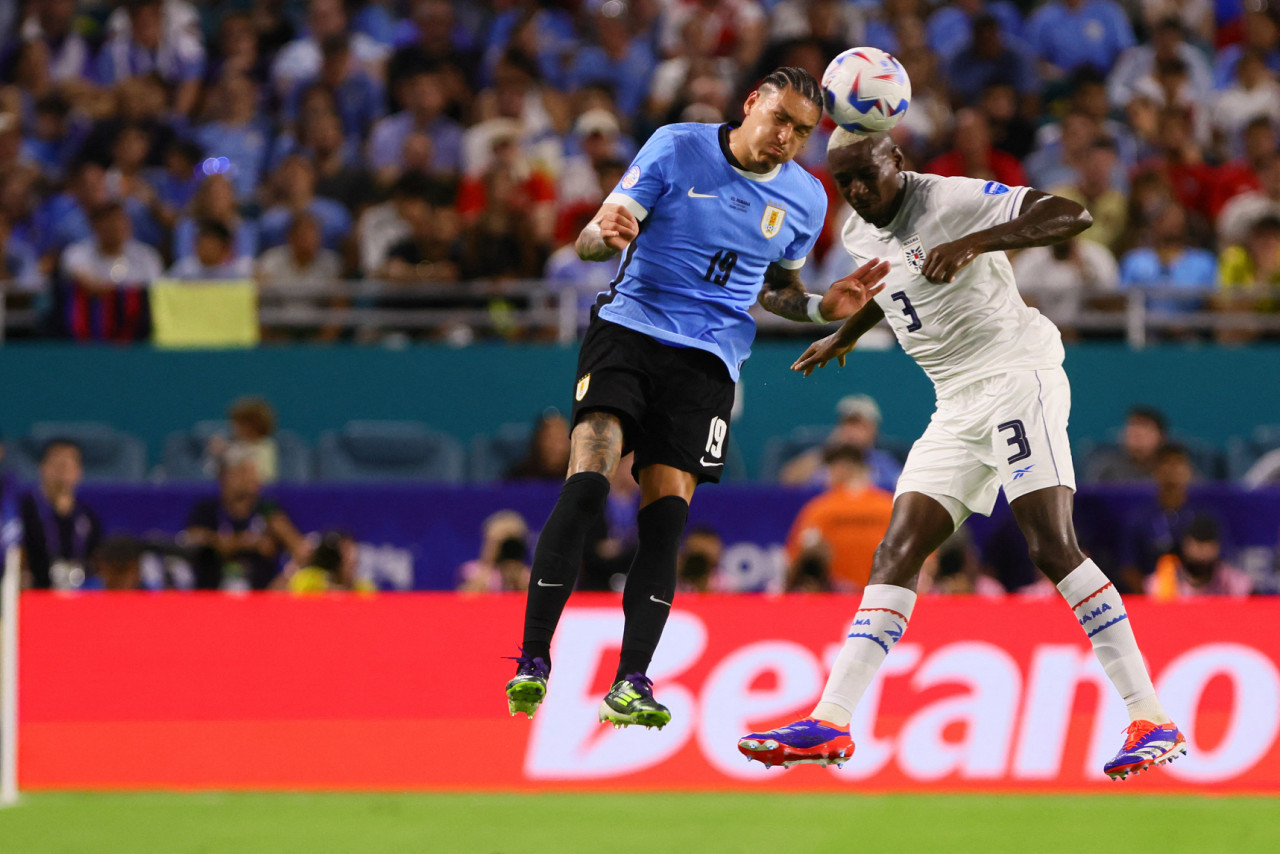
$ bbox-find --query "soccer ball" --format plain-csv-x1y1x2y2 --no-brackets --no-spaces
821,47,912,134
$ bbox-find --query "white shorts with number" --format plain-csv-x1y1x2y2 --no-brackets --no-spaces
895,367,1076,525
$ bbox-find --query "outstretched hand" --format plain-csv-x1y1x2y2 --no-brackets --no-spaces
791,330,856,377
819,259,890,321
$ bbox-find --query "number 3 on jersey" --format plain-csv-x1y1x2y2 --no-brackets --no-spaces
891,291,922,332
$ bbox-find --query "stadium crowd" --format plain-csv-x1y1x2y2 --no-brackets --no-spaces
0,0,1277,341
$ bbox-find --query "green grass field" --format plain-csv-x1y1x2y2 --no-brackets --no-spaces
1,792,1276,854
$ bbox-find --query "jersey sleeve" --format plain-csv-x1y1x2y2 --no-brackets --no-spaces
603,128,677,222
931,176,1032,236
777,182,828,270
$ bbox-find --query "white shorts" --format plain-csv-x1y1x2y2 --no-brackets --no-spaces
895,367,1076,525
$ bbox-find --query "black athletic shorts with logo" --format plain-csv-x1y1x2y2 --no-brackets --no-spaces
569,316,736,484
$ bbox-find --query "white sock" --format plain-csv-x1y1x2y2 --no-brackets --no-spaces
811,584,917,728
1057,560,1170,724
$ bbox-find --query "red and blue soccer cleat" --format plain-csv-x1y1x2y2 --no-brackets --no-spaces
1104,720,1187,780
737,718,855,769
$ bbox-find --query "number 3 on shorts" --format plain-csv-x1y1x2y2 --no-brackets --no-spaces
705,416,728,459
998,419,1031,464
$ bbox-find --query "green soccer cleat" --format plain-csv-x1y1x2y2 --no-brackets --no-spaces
598,673,671,730
505,650,550,719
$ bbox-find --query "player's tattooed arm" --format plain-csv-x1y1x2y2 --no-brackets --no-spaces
760,258,890,323
577,203,640,261
758,264,813,321
922,190,1092,283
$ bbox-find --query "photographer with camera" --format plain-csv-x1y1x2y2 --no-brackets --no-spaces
457,510,533,593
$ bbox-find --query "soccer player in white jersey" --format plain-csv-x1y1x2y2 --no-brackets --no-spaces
737,130,1187,780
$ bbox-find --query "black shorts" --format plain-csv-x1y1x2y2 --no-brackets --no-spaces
570,317,735,484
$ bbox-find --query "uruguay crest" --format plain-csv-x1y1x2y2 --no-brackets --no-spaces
575,373,591,401
761,204,786,239
903,233,926,273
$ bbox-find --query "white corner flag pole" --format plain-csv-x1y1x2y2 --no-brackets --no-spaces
1,544,19,806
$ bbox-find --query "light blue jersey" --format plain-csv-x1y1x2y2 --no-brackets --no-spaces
600,123,827,381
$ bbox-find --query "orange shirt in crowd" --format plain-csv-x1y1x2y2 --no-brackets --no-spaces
786,483,895,590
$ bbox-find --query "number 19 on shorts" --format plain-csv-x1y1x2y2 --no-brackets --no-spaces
705,416,728,460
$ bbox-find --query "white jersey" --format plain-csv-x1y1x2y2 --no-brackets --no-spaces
839,172,1064,398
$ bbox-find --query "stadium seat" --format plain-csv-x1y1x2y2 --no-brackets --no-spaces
1227,425,1280,480
470,422,534,482
161,421,313,482
1079,434,1226,481
316,420,465,482
12,422,148,482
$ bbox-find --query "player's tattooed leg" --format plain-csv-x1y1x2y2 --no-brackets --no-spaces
569,410,624,477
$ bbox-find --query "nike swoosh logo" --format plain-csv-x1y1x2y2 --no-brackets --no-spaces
687,188,717,199
700,457,724,467
536,580,564,587
650,595,672,606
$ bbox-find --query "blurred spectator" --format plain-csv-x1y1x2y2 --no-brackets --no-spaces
19,439,102,590
104,123,166,248
95,0,205,116
184,445,304,590
357,173,441,275
1218,153,1280,248
59,201,162,341
457,124,556,278
258,212,343,286
1012,237,1119,335
1211,4,1280,90
545,206,621,331
1121,443,1228,593
0,209,41,294
980,504,1059,594
270,0,389,99
1138,0,1214,44
645,14,738,127
1146,515,1253,599
780,394,903,492
505,410,571,482
480,0,579,91
1138,107,1217,222
1083,405,1168,484
283,34,385,147
677,525,724,592
785,443,894,593
1211,49,1280,161
659,0,767,76
367,63,463,184
456,510,531,593
207,11,266,84
556,111,629,242
258,155,352,252
287,530,370,593
1025,111,1105,192
976,82,1037,161
1026,0,1135,79
470,48,570,174
206,396,281,485
13,0,91,83
192,74,270,201
173,174,258,264
295,109,373,214
925,108,1028,186
569,4,656,121
917,529,993,595
1214,214,1280,331
1050,137,1127,251
1214,117,1278,223
167,219,254,280
380,184,465,283
945,14,1038,107
1118,204,1216,317
143,139,203,225
1107,18,1212,112
20,94,85,183
389,0,480,106
33,162,113,260
90,535,145,591
925,0,1024,61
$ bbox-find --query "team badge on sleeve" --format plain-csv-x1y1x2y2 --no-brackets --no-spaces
903,233,926,273
575,373,591,401
983,181,1010,195
622,166,640,189
761,204,786,239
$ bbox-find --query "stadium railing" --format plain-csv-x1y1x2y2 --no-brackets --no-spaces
4,281,1280,347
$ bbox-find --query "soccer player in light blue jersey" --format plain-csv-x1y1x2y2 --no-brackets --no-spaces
507,67,891,728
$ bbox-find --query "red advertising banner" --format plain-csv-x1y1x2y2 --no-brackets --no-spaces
15,593,1280,792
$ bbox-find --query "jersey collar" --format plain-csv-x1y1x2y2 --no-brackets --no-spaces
718,123,782,183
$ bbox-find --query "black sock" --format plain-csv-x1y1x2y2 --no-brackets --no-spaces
521,471,611,667
616,496,689,683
